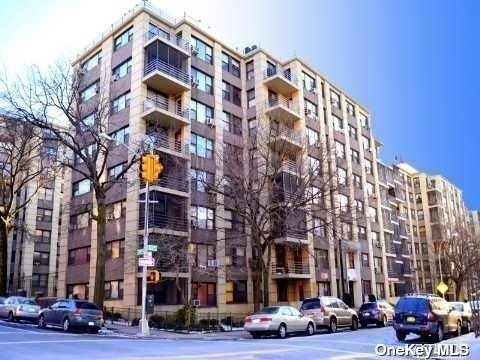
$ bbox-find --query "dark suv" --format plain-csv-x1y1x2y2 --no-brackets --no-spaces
358,301,395,328
393,294,462,342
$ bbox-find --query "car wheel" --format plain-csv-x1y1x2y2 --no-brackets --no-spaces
250,332,261,339
38,315,46,329
360,321,367,328
329,318,337,333
306,322,314,336
433,323,444,342
382,315,388,327
396,330,407,342
277,323,287,339
456,321,462,337
351,317,358,331
63,318,71,332
7,312,14,322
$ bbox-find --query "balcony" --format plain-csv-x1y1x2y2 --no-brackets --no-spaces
263,69,298,96
268,129,303,153
264,97,301,123
145,132,189,158
142,98,190,130
145,173,189,195
143,59,190,95
140,213,189,233
144,29,191,56
271,262,310,279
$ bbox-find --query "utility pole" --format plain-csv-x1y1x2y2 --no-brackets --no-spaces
139,153,164,336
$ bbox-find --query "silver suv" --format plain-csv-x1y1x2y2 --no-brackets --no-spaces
300,296,359,332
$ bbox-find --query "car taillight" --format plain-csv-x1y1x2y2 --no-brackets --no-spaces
244,316,252,323
73,309,83,316
260,317,272,322
427,312,437,322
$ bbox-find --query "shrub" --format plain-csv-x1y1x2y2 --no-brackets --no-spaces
176,305,197,329
131,318,140,327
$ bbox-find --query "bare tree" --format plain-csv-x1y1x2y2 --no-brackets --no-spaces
0,116,54,293
206,123,354,310
1,62,143,307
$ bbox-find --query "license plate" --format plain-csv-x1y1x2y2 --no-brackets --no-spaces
406,316,415,323
88,321,94,326
363,312,370,317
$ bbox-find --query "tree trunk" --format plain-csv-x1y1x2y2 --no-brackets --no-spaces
262,243,272,307
93,193,107,308
455,277,464,301
0,220,8,294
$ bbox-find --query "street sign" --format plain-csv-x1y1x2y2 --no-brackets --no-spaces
137,246,158,256
437,281,448,295
139,257,155,267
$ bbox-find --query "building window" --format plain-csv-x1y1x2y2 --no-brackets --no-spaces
365,159,373,175
191,206,215,229
114,27,133,51
106,240,124,259
110,126,129,145
112,58,132,79
67,284,89,300
190,100,214,124
72,179,91,197
221,52,240,77
221,111,242,135
318,282,331,296
332,114,343,131
330,90,340,108
246,61,254,80
80,113,95,131
105,280,124,300
224,210,233,230
222,81,241,106
107,163,126,180
353,174,362,189
36,208,52,223
362,136,371,151
348,125,357,140
112,91,131,113
70,212,89,230
33,251,49,266
358,226,367,240
32,274,48,288
347,252,355,268
361,253,369,267
226,280,247,304
346,102,355,117
191,68,213,94
302,71,316,91
366,182,375,197
315,249,329,268
335,141,345,159
308,156,321,175
190,133,213,159
338,194,349,213
191,36,213,64
373,257,383,274
225,246,246,266
306,128,319,146
247,89,255,108
191,168,213,192
313,217,326,238
35,230,51,244
350,149,360,164
376,283,385,299
106,201,125,220
75,143,96,165
362,280,372,298
368,206,378,222
191,243,215,267
68,247,90,265
337,167,347,185
38,188,54,201
192,282,216,307
355,199,364,214
81,52,101,72
304,99,318,117
80,81,99,102
359,113,369,128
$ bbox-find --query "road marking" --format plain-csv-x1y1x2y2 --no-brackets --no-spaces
113,349,290,360
0,323,81,336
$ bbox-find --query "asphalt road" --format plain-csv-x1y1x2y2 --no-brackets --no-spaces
0,320,474,360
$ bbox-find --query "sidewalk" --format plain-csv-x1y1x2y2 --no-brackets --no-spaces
437,332,480,359
102,321,249,341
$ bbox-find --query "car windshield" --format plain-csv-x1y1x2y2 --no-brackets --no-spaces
75,301,99,310
450,303,463,311
254,307,279,315
301,298,321,310
18,298,37,305
395,297,429,312
359,303,377,311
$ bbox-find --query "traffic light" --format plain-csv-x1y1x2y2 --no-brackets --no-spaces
147,270,161,284
140,154,164,183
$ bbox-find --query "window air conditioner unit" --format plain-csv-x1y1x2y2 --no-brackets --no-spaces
375,242,382,248
206,118,215,127
190,219,197,229
191,46,199,56
311,87,317,94
374,268,380,274
304,108,312,115
207,259,218,267
192,299,200,307
191,79,199,88
111,74,120,82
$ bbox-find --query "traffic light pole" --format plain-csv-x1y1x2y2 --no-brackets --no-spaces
140,181,150,336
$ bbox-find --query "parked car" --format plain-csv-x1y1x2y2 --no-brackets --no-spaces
38,299,103,333
393,294,462,342
35,297,59,310
300,296,359,333
244,306,315,339
0,296,40,323
358,301,395,328
449,301,472,333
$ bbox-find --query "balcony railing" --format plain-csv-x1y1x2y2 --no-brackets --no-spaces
144,98,189,119
144,59,190,85
266,97,299,114
145,30,190,52
274,224,308,240
145,132,189,155
139,213,188,232
264,68,297,85
270,129,303,145
272,262,310,275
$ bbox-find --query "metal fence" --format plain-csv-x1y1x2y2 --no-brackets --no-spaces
103,306,247,332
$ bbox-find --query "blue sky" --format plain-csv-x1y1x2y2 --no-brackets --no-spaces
0,0,478,207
